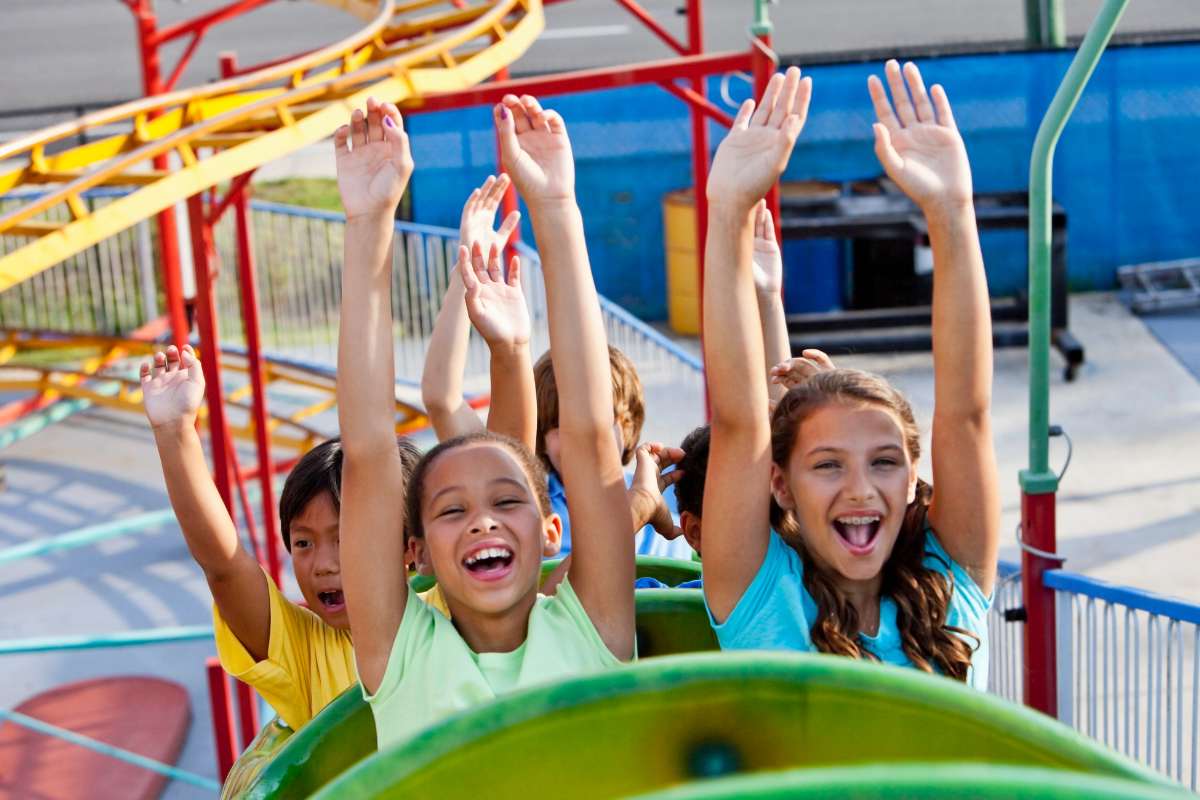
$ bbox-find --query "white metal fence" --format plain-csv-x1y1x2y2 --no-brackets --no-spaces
1049,569,1200,792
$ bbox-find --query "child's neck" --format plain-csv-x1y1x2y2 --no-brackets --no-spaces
449,591,538,654
833,574,884,636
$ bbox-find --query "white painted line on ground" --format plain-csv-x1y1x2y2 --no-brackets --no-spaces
539,24,631,41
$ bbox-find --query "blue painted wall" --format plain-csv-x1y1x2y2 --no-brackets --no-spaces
407,41,1200,320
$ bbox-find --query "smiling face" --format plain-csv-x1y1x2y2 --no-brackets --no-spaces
289,490,349,630
771,402,918,588
418,441,561,620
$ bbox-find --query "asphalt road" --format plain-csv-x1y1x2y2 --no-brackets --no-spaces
2,0,1196,130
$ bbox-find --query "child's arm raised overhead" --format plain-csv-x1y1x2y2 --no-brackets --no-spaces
420,176,526,444
495,94,634,659
869,61,999,594
751,200,792,406
141,344,270,658
334,98,414,693
702,68,812,622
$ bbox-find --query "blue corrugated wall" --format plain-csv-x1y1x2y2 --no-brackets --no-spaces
406,41,1200,320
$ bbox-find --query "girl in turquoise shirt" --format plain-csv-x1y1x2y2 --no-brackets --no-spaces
701,62,1001,687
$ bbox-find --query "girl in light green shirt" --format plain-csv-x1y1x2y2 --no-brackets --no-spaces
334,95,640,750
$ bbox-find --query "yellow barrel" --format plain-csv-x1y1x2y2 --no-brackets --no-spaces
664,188,701,335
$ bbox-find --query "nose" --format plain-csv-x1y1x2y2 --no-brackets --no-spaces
844,462,877,504
313,540,339,576
468,510,499,535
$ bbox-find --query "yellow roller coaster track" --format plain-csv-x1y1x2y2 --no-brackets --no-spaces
0,0,542,292
0,330,431,453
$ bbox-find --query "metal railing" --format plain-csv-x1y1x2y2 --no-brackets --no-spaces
987,561,1025,705
1049,568,1200,792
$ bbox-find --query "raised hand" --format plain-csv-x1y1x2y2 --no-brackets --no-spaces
868,60,972,215
460,173,521,254
460,242,531,348
628,443,686,541
769,348,836,391
334,97,414,221
751,199,783,295
493,94,575,208
141,344,205,430
707,67,812,213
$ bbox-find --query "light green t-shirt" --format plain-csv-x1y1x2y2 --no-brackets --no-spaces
366,577,620,751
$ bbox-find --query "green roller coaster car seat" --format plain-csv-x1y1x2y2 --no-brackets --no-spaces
311,653,1174,800
237,589,715,798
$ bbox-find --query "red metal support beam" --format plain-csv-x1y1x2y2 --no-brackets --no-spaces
1022,490,1062,714
151,0,275,47
187,194,235,516
234,680,260,751
612,0,688,56
658,81,734,128
406,50,754,114
233,186,284,587
206,658,238,783
684,0,711,416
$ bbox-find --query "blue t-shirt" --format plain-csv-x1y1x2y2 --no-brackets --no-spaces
549,470,694,560
706,529,991,689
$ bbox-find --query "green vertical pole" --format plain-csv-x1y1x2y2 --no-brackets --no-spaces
1022,0,1128,494
1025,0,1044,45
751,0,772,36
1026,0,1067,47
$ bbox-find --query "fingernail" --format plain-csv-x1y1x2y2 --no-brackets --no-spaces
383,116,394,128
500,105,509,119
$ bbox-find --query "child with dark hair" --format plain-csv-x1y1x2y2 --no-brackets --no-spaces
140,345,424,728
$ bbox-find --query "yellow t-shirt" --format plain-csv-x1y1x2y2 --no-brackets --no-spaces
213,573,452,730
213,573,356,730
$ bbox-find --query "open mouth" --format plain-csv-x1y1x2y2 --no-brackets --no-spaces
317,590,345,611
832,515,881,555
462,545,515,581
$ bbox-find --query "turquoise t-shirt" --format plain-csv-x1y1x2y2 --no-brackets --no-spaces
365,578,620,751
706,529,991,689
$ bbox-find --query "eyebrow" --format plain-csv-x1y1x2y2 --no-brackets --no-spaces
428,476,528,506
806,443,905,458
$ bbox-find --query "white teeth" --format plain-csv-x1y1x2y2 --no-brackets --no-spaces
464,546,513,565
837,515,881,525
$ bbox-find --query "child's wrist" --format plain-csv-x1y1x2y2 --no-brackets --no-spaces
923,200,977,236
524,195,577,216
151,417,198,440
487,339,530,359
345,208,397,227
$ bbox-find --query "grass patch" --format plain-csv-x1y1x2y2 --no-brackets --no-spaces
251,178,344,212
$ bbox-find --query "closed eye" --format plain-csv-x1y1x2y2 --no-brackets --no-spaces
436,506,464,518
496,497,524,507
814,461,841,471
873,458,900,468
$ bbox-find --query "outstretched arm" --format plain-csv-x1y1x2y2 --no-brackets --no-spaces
495,94,634,659
421,175,523,443
751,200,792,405
869,60,999,594
334,98,415,693
142,344,269,659
702,68,811,622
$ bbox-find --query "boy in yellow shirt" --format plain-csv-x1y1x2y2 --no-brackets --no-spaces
140,345,431,728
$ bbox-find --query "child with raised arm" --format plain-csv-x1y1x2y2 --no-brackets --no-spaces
334,96,634,750
702,62,999,687
139,344,419,729
420,174,533,448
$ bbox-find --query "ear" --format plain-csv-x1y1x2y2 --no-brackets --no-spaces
769,461,795,511
680,510,702,557
907,459,920,505
541,513,563,557
406,537,433,576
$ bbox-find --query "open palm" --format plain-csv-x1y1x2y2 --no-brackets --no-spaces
460,244,530,347
868,61,972,212
495,95,575,206
751,200,783,294
141,345,205,429
708,68,812,211
334,98,414,220
460,174,521,254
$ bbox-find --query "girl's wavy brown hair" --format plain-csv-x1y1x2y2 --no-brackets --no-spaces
769,368,979,681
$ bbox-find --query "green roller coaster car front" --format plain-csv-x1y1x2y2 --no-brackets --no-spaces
309,653,1179,799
